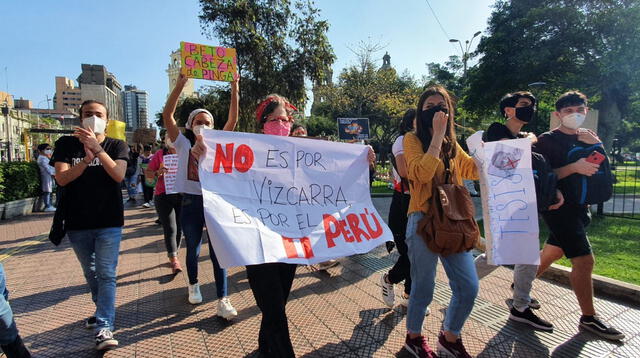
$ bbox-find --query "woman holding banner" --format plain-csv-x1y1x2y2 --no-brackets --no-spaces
402,86,479,358
162,73,239,320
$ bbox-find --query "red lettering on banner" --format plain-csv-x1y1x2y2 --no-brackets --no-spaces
213,143,254,173
282,236,314,259
323,209,383,248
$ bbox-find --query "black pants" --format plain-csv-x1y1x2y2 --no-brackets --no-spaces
387,190,411,295
154,193,182,257
246,263,297,358
142,184,154,203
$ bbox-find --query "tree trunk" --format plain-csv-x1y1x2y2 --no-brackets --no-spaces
597,89,623,152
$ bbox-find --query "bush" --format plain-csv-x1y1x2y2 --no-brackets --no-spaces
0,161,41,203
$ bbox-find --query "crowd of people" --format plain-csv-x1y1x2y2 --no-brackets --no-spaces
0,75,625,358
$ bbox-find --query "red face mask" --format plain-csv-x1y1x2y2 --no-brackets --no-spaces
263,119,292,136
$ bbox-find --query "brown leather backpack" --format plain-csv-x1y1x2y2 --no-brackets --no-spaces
417,155,479,256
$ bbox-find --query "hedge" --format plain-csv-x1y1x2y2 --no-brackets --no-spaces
0,161,41,203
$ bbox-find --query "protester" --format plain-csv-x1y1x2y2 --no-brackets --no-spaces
51,100,128,350
533,91,624,340
148,136,183,273
0,264,31,358
124,145,140,203
139,145,155,208
245,94,300,357
291,123,307,137
36,143,56,212
482,91,562,332
163,73,238,319
403,86,479,358
380,109,424,311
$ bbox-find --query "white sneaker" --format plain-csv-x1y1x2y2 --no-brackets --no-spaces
380,273,395,307
44,206,56,212
217,297,238,320
142,202,151,208
188,283,202,304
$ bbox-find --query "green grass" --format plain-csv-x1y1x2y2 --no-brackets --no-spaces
479,216,640,285
613,166,640,195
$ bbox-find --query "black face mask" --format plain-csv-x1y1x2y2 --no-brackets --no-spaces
515,106,535,123
419,105,448,129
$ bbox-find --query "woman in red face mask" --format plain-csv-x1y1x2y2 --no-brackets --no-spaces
249,94,298,358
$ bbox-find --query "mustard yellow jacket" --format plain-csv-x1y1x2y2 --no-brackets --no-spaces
403,132,479,215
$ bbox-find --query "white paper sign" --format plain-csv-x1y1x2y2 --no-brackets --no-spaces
467,132,540,265
198,130,392,268
163,154,179,194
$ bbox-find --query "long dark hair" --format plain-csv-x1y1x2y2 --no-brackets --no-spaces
399,108,415,135
415,86,457,159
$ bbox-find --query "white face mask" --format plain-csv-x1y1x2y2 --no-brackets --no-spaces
83,115,107,134
561,113,586,130
192,125,210,136
44,149,53,155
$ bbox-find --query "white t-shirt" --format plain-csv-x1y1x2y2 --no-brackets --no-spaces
391,135,406,193
173,132,202,195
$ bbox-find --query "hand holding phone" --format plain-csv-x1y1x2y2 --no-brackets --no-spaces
586,151,605,165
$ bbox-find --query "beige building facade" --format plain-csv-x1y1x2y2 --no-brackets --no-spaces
167,49,197,100
54,77,82,114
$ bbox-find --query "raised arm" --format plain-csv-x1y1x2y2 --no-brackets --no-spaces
163,73,189,142
223,77,239,131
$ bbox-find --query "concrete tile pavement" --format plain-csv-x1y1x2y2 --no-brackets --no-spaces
0,199,638,357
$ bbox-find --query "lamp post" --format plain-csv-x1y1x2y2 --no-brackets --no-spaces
449,31,481,139
2,102,11,162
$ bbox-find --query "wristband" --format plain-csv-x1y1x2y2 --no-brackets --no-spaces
94,149,105,155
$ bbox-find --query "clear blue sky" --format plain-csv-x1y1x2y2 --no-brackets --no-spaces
1,0,494,121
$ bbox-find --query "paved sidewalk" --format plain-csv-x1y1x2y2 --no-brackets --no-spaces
1,202,639,357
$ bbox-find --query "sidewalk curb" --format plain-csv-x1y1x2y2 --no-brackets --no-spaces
540,263,640,305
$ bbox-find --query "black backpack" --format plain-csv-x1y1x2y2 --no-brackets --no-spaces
531,152,558,212
562,143,613,205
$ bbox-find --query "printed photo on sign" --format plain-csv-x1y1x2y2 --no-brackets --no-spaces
198,130,392,268
337,118,370,140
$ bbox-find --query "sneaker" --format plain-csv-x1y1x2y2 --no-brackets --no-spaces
404,334,437,358
142,202,151,208
85,316,98,329
509,306,553,331
510,283,541,309
316,260,339,270
95,328,118,350
437,331,471,358
579,315,625,340
44,206,56,212
188,283,202,304
217,297,238,320
380,273,395,307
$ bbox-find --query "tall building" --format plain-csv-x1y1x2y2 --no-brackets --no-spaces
77,64,123,122
122,85,149,130
54,77,82,114
167,49,196,99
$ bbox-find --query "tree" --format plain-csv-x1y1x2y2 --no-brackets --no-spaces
467,0,640,149
198,0,335,132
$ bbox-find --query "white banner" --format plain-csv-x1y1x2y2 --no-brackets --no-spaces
467,132,540,265
199,130,392,268
163,154,179,194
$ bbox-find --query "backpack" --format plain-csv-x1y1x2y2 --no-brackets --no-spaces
531,152,558,212
416,155,480,256
563,143,613,205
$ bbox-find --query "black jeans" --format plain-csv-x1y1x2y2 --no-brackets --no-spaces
154,193,182,257
387,190,411,295
141,175,154,203
246,263,297,358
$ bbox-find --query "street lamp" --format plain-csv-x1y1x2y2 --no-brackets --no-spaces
449,31,481,139
2,102,11,162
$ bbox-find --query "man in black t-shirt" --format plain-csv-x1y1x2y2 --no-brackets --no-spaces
482,91,560,332
51,100,129,351
533,91,624,341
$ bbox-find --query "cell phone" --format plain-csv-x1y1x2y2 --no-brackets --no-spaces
586,151,605,165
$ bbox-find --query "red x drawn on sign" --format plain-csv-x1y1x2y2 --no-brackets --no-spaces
505,157,520,169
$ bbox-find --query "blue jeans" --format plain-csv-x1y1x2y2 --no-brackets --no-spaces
124,175,137,198
42,192,52,208
181,194,227,298
405,212,479,336
67,227,122,332
0,264,18,345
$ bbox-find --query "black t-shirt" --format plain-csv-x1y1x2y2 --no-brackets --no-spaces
532,129,579,169
51,136,129,230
